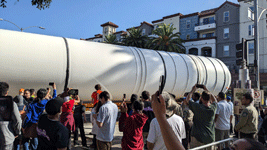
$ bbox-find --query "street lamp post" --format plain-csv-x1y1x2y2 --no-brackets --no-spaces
253,0,260,90
0,18,45,32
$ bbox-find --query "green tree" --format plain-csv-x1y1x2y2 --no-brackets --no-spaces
104,34,119,44
122,27,148,48
1,0,52,10
147,23,185,53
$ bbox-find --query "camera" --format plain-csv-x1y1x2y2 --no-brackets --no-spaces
196,84,204,88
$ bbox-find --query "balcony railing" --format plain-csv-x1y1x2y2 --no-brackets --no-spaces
195,20,216,26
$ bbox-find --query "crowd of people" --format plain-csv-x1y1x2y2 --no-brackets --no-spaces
0,81,266,150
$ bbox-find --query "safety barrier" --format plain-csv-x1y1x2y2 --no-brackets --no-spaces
190,138,236,150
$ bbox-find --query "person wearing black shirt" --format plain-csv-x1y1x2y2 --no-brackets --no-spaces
73,100,87,147
37,97,69,150
141,91,155,149
24,89,34,107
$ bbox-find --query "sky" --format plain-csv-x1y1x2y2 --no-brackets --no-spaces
0,0,238,39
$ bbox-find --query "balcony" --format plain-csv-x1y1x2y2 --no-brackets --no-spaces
194,20,216,32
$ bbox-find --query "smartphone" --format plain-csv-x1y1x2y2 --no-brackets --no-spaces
49,82,54,86
123,94,126,99
158,75,166,103
74,89,79,95
196,84,204,88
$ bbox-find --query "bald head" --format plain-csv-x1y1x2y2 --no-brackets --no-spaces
231,138,266,150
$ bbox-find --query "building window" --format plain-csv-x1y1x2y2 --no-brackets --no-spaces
186,34,190,40
202,32,214,38
248,7,254,20
224,45,229,56
104,28,108,34
186,20,191,28
142,29,146,36
224,11,229,22
248,25,254,36
224,28,229,39
248,42,254,54
203,18,209,25
209,16,215,23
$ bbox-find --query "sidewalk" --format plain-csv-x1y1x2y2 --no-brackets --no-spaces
71,112,123,150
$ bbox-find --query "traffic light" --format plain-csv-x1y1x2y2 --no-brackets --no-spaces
236,38,247,66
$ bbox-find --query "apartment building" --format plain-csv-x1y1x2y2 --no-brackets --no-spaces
85,34,103,42
216,1,240,71
126,21,154,36
152,13,183,34
183,8,217,58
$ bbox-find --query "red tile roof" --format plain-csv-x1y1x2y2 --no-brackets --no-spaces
217,1,240,10
199,8,218,17
94,34,102,37
126,26,139,31
126,21,153,30
121,31,127,36
113,31,127,35
141,21,153,27
152,19,164,24
180,12,199,19
152,13,183,24
100,21,119,28
86,34,103,40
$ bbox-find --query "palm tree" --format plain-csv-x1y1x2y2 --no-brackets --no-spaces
122,28,148,48
147,24,185,53
104,34,119,44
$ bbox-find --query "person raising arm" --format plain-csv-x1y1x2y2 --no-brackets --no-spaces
150,91,185,150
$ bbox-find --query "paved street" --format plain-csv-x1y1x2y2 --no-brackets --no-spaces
71,111,123,150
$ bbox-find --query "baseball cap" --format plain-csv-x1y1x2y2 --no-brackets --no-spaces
45,97,64,115
19,88,24,93
162,92,179,117
227,96,231,100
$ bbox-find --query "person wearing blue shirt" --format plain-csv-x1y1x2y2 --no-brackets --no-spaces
22,83,57,150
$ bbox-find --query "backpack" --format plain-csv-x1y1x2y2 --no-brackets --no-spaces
0,96,13,121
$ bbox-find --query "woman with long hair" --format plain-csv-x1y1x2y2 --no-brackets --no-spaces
22,85,57,150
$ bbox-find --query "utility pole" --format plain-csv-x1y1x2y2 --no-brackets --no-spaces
254,0,260,90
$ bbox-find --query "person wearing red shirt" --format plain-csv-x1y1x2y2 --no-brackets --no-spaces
119,100,148,150
91,84,102,106
60,89,80,150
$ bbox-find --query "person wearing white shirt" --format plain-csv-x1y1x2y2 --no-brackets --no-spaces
147,92,186,150
215,92,232,148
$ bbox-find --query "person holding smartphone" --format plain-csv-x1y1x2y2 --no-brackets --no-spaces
184,84,217,150
22,83,57,150
60,89,80,150
119,100,148,150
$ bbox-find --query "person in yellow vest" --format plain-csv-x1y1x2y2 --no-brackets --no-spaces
235,93,258,139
